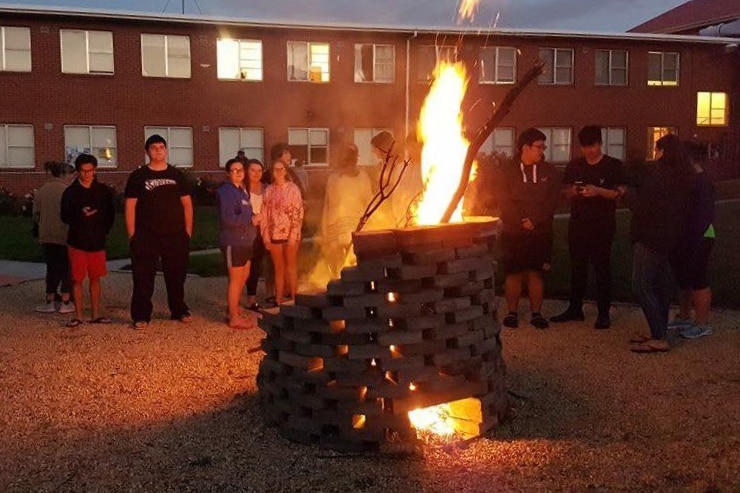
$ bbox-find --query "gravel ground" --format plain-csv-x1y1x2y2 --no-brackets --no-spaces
1,272,738,493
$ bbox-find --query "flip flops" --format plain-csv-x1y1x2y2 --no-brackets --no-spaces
65,318,83,328
629,335,651,344
89,317,112,324
630,339,670,353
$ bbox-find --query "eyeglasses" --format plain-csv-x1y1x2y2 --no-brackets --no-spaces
229,168,245,174
78,168,96,174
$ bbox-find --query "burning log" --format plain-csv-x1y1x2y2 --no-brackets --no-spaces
439,60,546,224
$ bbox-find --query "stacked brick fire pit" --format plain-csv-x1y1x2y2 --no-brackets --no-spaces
257,219,508,452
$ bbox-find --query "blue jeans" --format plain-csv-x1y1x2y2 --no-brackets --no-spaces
632,242,674,340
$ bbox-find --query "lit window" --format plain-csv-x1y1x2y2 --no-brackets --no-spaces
0,124,34,168
354,44,394,83
217,38,262,81
288,128,329,165
218,127,264,165
595,50,627,86
287,41,330,82
354,128,394,165
697,92,727,126
538,48,573,85
0,26,31,72
479,46,516,84
60,29,113,74
646,127,677,160
144,126,193,167
537,127,572,162
600,127,626,161
141,34,190,78
64,125,117,168
480,127,515,157
417,45,457,82
647,52,679,86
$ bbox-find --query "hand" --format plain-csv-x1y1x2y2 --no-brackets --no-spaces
82,206,98,217
580,184,598,198
521,218,535,231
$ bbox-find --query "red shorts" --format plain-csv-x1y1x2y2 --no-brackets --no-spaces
68,247,107,282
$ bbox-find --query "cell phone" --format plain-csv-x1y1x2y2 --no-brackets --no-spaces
574,181,585,193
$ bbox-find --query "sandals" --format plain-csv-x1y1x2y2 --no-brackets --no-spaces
65,318,83,328
629,335,651,344
89,317,112,324
179,313,194,324
630,339,670,353
132,320,148,330
246,303,262,313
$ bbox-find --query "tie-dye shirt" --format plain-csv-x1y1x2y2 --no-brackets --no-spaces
261,181,304,243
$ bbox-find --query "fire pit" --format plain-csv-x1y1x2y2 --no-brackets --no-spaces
257,219,508,452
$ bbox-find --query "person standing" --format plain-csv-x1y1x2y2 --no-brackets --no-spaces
628,134,696,353
550,125,626,329
244,159,269,312
494,128,561,329
60,154,115,327
33,161,75,315
216,158,258,329
124,134,193,329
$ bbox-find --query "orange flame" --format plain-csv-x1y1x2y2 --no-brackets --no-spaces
415,61,470,225
458,0,480,22
408,403,456,436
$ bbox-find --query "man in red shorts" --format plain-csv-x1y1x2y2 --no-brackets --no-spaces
61,153,115,327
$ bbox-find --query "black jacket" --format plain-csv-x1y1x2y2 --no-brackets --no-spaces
61,179,115,251
494,159,561,234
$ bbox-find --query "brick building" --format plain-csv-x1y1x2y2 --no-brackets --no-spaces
0,5,738,195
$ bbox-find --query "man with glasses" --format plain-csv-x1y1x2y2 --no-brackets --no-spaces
124,134,194,329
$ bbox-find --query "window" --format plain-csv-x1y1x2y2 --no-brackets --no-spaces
60,29,113,74
144,126,193,167
217,38,262,81
288,128,329,165
354,128,394,165
0,124,34,168
354,44,394,83
697,92,728,126
538,127,572,162
64,125,117,168
219,127,264,165
601,127,626,161
1,26,31,72
287,41,329,82
479,46,516,84
647,127,677,160
141,34,190,78
480,127,515,157
595,49,627,86
538,48,573,85
647,52,679,86
417,45,457,82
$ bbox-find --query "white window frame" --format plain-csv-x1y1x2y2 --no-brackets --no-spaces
538,127,572,162
647,126,677,160
60,29,114,75
647,51,679,86
354,128,394,165
696,92,728,126
480,127,516,157
595,49,628,86
354,44,395,83
141,34,191,78
0,124,34,169
216,38,262,81
288,128,329,166
479,46,517,84
417,45,458,82
218,127,264,166
64,125,118,168
601,127,626,161
0,26,31,72
287,41,330,82
144,126,193,167
538,48,574,85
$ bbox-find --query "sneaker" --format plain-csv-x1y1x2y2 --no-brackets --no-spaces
549,307,585,323
502,312,519,328
594,313,610,330
680,325,713,339
58,301,76,314
531,313,549,330
132,320,148,330
667,317,694,329
35,301,57,313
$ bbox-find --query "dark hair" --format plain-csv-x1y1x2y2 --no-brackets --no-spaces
656,134,692,170
44,160,68,177
246,158,263,169
270,143,290,161
516,128,547,153
74,153,98,171
271,157,292,181
145,134,167,150
577,125,602,146
370,131,394,154
340,144,359,169
224,158,244,173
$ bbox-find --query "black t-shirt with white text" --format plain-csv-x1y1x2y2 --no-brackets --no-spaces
124,165,189,237
563,155,625,235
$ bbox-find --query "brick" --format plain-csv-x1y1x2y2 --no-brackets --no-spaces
323,357,370,373
401,248,455,265
455,243,490,259
335,369,385,387
446,305,484,324
470,266,495,282
482,318,502,339
326,279,368,297
450,329,485,349
279,423,318,445
377,354,426,372
396,313,445,330
322,305,368,320
387,264,438,281
259,310,286,329
262,337,295,353
440,356,482,376
287,415,326,435
352,229,398,259
375,279,423,294
367,382,411,399
359,254,403,269
259,357,292,376
341,293,386,308
393,225,446,251
347,344,393,360
393,384,486,414
291,367,332,384
471,288,496,304
423,321,471,340
341,265,386,283
287,390,328,410
336,400,385,417
376,302,424,318
278,351,324,371
417,373,467,393
318,332,372,345
446,281,485,297
315,381,363,401
295,292,336,308
432,347,472,366
344,318,392,334
439,257,488,275
396,365,441,384
431,296,472,314
393,339,447,357
279,303,318,320
470,313,494,331
394,288,444,304
428,272,469,289
471,336,500,357
295,344,337,358
292,318,340,334
377,330,424,346
279,329,314,345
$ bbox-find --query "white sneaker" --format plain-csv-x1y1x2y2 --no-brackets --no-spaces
58,301,76,314
35,301,57,313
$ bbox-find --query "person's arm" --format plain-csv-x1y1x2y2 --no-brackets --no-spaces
125,198,137,239
103,187,115,234
288,183,304,244
181,195,193,238
493,166,522,228
60,188,72,225
261,187,272,249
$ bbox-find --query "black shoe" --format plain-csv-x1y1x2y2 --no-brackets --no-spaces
502,312,518,328
594,313,610,329
549,307,585,323
247,303,262,313
531,313,549,329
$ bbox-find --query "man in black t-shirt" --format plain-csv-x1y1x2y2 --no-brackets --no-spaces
124,134,194,329
550,125,626,329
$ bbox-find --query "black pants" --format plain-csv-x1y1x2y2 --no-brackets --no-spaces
130,231,190,322
245,234,266,296
42,243,70,297
568,229,613,314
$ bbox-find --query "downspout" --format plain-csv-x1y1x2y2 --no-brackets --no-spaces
405,30,418,143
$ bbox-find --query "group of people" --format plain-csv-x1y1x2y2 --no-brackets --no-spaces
495,125,714,353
